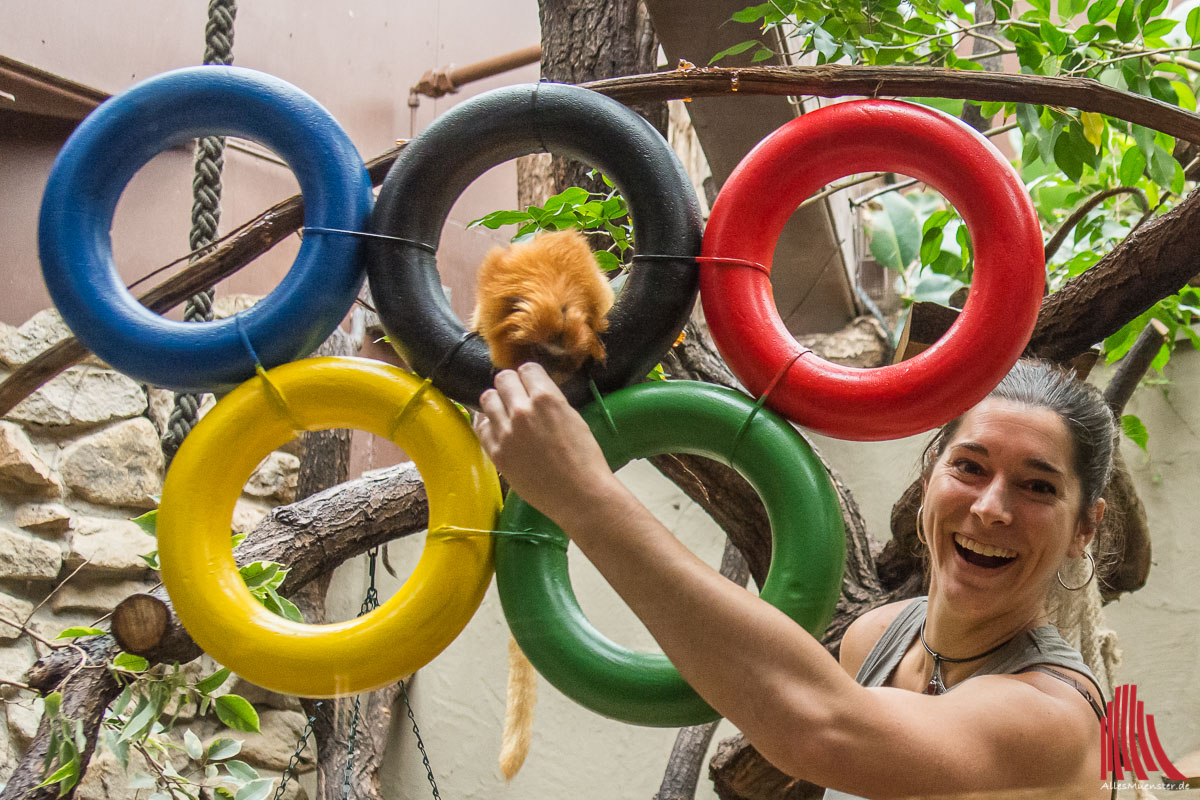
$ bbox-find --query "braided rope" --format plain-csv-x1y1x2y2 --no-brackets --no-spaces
162,0,237,461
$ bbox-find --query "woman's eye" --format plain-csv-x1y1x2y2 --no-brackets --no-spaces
951,458,983,475
1028,480,1058,496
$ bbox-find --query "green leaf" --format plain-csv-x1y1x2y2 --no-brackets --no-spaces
1148,142,1176,186
1053,128,1084,182
119,698,157,742
467,210,532,230
592,250,621,272
751,47,775,63
1131,124,1155,160
184,729,203,761
1088,0,1118,22
731,2,779,23
195,667,231,696
37,759,80,792
239,561,282,590
44,692,62,718
1015,103,1042,137
812,25,840,59
867,192,921,271
131,509,157,537
1171,80,1196,112
262,587,304,622
1039,21,1068,53
216,789,237,800
224,759,259,782
1142,17,1177,37
1138,0,1168,23
1188,6,1200,42
207,738,243,761
708,39,758,64
1121,414,1149,450
1059,0,1087,19
542,187,589,215
1118,145,1147,185
920,226,945,266
1115,0,1138,41
214,695,261,733
112,653,149,672
234,778,276,800
56,627,106,639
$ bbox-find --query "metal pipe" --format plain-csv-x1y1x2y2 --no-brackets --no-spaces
411,44,541,100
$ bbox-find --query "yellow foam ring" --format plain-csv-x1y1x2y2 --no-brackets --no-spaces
158,356,501,697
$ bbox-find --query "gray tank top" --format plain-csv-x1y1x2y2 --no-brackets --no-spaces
822,597,1105,800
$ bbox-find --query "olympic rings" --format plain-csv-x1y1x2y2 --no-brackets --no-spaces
158,357,501,697
701,100,1044,441
39,66,372,393
494,381,845,726
368,82,702,408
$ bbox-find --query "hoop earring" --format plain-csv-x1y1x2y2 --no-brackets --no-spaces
915,504,926,546
1057,551,1096,591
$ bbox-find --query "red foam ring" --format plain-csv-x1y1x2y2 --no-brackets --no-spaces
702,99,1044,441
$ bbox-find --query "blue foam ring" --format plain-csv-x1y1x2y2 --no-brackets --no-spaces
38,66,372,393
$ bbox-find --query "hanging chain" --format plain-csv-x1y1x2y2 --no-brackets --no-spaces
400,677,442,799
272,701,321,800
341,548,441,799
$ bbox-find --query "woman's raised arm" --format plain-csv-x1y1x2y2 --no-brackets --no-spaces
474,364,1100,799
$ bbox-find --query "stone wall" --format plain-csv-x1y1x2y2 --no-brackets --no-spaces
0,304,314,799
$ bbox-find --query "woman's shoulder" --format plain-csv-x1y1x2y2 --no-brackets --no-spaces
837,598,923,677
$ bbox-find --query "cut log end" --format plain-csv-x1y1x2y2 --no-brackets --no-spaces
112,593,170,655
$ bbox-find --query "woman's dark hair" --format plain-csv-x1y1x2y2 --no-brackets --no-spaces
922,359,1117,509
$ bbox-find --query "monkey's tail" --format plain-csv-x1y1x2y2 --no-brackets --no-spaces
499,634,538,781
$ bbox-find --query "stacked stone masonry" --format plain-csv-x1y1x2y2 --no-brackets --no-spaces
0,308,309,797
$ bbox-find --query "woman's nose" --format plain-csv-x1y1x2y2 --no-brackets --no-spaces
971,477,1013,526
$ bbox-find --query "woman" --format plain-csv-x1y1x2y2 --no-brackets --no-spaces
474,359,1115,799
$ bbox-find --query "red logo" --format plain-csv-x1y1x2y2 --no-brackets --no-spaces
1102,684,1185,781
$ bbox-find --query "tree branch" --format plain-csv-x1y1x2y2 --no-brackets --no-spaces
1027,185,1200,361
582,65,1200,144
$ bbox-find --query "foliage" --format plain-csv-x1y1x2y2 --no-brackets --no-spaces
469,174,670,381
720,0,1200,443
37,658,266,800
35,504,292,797
469,173,633,272
132,509,303,622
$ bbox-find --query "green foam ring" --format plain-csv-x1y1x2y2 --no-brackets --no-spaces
494,380,847,727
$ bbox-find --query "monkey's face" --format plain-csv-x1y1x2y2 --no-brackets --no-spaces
484,293,609,384
472,230,615,385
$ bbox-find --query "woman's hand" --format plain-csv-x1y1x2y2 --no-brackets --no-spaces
474,363,622,526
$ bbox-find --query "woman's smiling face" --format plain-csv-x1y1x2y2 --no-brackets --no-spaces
923,397,1098,617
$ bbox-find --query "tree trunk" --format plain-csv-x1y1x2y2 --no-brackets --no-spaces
538,0,665,197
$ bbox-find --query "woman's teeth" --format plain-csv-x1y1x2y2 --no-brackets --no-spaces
953,533,1017,559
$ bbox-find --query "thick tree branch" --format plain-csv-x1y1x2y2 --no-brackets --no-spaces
1027,185,1200,361
583,65,1200,144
